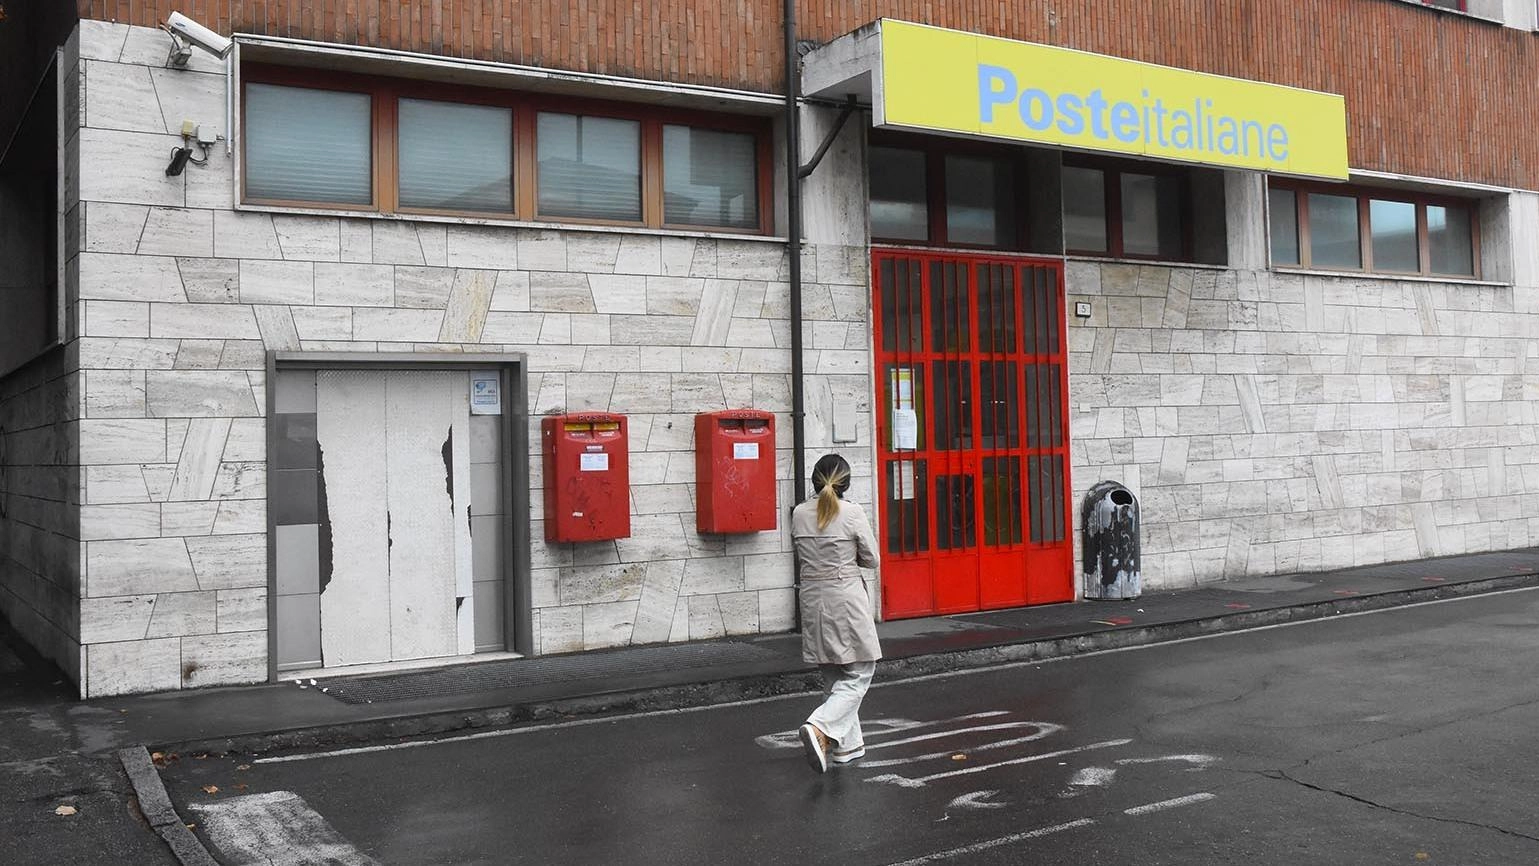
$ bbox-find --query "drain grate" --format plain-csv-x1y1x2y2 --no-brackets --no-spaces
315,640,781,705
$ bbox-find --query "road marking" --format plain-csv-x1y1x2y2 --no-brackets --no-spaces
946,790,1007,811
861,727,1065,769
891,792,1218,864
868,720,1062,751
1116,754,1218,768
754,712,1010,750
1122,792,1216,815
1068,766,1117,787
187,790,377,865
868,738,1133,788
257,586,1539,765
885,818,1096,866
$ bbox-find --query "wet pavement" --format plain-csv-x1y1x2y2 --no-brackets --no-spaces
157,587,1539,865
89,547,1539,755
0,626,174,866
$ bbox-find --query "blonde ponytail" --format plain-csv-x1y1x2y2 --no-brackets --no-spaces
814,464,850,530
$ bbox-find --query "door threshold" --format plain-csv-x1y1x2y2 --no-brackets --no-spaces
283,651,525,681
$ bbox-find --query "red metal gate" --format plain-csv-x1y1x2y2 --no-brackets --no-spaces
872,249,1073,619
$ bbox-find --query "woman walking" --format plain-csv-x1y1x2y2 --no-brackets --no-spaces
793,454,881,774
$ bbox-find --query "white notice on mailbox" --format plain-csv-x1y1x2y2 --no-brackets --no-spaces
579,453,609,471
733,442,759,460
470,374,501,415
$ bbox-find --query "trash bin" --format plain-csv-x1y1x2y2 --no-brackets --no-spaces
1082,481,1140,600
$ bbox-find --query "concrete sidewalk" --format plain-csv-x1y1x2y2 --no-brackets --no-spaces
8,547,1539,760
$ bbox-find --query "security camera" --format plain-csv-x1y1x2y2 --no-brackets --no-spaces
166,12,232,59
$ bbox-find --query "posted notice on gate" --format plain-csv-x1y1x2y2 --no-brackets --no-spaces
890,368,918,450
875,19,1348,180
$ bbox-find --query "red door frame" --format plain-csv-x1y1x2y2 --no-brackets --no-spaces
871,248,1074,620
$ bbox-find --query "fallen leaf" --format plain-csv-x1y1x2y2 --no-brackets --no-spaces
54,805,78,816
185,823,197,831
235,783,248,791
194,753,209,760
236,764,251,771
151,752,164,762
202,785,219,795
950,754,967,761
1414,855,1429,862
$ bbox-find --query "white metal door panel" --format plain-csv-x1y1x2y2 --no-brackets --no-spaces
384,372,460,661
449,379,476,655
315,371,392,667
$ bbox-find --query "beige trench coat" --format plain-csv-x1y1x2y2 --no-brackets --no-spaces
792,498,882,665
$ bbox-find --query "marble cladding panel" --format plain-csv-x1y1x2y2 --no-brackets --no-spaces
73,33,1539,694
67,47,860,695
1066,259,1539,591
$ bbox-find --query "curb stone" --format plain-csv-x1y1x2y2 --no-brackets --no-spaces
118,746,219,866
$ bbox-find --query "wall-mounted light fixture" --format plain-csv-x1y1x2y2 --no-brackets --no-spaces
166,120,218,176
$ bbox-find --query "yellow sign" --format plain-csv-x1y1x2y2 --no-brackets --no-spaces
877,20,1348,180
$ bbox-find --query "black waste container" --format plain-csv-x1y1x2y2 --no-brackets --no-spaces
1082,481,1140,600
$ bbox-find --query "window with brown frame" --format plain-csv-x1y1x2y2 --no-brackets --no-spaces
1062,157,1192,261
240,65,774,234
1268,180,1480,279
868,134,1028,250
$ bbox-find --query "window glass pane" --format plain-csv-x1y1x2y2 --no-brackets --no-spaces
945,155,1014,246
1307,193,1361,268
1121,172,1183,257
398,99,512,213
1369,199,1418,272
536,113,641,221
1269,188,1300,266
245,83,372,205
1062,167,1107,252
1428,204,1474,276
662,125,758,229
869,146,928,241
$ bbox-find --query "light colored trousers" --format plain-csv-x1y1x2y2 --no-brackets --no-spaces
807,661,877,750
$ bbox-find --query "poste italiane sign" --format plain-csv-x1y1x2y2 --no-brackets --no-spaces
876,20,1348,180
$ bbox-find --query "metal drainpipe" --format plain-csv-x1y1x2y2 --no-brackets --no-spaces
783,0,806,630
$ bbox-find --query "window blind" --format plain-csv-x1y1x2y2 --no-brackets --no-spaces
246,84,372,205
536,113,641,221
398,99,512,213
662,125,757,229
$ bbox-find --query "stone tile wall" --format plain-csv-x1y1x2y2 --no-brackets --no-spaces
1065,260,1539,588
0,27,83,689
0,349,81,686
64,20,873,696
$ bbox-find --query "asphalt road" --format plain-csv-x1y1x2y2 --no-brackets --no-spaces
160,588,1539,865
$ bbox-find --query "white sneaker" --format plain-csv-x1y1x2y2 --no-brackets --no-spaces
799,723,829,774
830,745,865,764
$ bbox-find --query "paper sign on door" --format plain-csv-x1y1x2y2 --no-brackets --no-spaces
890,367,918,450
470,374,501,415
891,460,917,500
892,409,918,450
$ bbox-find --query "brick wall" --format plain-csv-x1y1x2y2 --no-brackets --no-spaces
76,0,1539,189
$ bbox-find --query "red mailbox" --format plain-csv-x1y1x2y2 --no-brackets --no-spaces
542,413,630,542
695,410,776,533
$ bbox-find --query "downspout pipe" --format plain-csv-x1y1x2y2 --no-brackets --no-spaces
783,0,806,629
